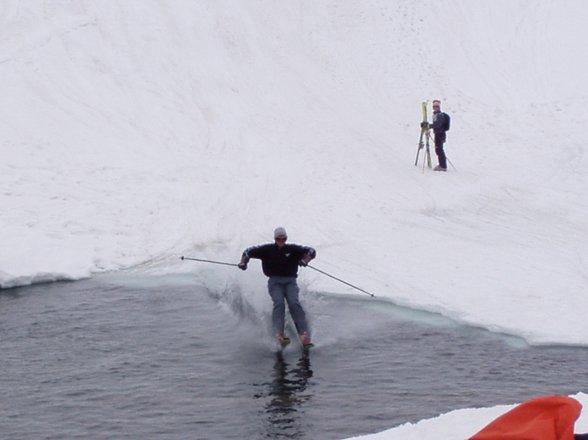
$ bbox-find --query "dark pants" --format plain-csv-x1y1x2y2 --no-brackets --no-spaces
267,276,309,336
434,136,447,169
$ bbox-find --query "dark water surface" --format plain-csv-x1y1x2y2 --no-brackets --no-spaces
1,274,587,439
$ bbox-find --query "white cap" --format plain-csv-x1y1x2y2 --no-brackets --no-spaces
274,227,287,238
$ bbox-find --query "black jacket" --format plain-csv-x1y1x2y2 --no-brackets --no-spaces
431,111,450,142
243,243,316,277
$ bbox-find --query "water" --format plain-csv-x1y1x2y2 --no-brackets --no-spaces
1,274,587,439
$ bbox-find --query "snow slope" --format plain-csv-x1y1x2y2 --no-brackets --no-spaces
2,2,588,436
2,0,586,344
345,392,588,440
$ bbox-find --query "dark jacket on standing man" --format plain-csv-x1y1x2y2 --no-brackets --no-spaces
431,111,450,144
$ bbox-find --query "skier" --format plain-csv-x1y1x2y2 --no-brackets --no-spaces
238,227,316,348
430,99,451,171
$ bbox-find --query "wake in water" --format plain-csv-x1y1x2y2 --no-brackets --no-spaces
206,283,410,352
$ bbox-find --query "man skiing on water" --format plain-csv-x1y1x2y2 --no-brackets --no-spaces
238,227,316,348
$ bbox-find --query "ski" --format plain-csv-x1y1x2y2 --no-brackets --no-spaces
415,101,426,166
275,333,313,352
415,101,432,169
424,101,432,169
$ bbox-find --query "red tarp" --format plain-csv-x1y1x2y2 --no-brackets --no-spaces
470,396,582,440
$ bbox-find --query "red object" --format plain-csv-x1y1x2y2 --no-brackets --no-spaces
470,396,582,440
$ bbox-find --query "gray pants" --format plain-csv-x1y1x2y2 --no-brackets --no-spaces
267,276,309,336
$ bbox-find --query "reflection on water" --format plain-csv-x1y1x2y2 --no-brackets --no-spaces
256,351,314,439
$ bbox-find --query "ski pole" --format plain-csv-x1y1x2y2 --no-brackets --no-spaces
446,155,457,171
306,265,376,298
180,256,239,267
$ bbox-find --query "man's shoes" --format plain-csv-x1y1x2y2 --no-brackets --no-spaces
299,332,312,346
434,165,447,172
276,334,291,347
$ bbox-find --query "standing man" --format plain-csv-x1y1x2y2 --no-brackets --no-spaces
431,99,451,171
238,227,316,348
